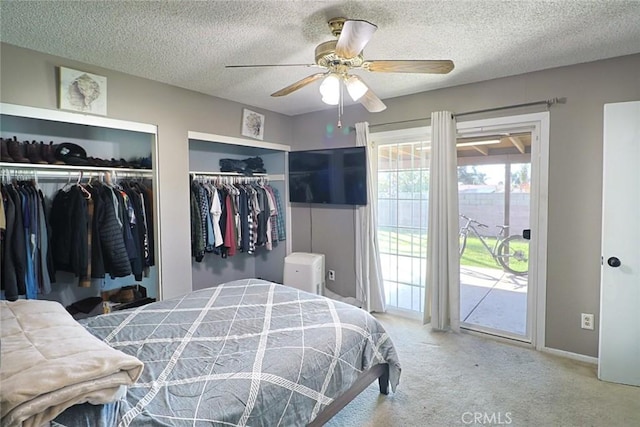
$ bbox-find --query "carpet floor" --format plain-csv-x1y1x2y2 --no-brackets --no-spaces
327,313,640,426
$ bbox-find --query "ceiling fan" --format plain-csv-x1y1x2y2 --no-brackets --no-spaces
226,17,455,115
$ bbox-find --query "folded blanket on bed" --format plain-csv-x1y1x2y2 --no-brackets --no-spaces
0,300,144,427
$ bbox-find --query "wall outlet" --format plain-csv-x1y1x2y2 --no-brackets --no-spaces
581,313,595,330
328,270,335,281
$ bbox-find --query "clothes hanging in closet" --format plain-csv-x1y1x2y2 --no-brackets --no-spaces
49,180,155,286
1,178,155,299
190,179,285,262
1,181,54,301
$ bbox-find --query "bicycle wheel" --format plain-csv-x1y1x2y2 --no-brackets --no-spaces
459,231,468,256
496,235,529,275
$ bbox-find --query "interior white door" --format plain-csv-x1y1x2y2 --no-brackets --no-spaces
598,100,640,386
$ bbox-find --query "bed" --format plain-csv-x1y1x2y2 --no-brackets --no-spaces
2,279,401,426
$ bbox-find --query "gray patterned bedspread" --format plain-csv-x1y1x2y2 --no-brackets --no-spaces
74,279,401,426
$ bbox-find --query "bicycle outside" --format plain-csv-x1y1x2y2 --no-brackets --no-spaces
458,214,529,275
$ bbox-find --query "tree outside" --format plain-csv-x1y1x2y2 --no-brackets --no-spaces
458,166,487,185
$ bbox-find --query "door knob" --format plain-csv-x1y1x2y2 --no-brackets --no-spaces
607,257,621,267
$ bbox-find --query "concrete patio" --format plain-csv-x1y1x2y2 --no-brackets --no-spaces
382,254,528,336
460,265,528,336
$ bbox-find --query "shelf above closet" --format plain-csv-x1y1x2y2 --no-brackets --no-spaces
188,131,290,153
188,131,290,183
1,103,156,134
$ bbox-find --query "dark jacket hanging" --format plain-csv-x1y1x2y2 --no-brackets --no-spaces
123,185,145,281
6,185,27,296
50,186,89,283
38,189,56,284
91,186,131,278
140,182,155,267
191,183,205,262
1,185,21,300
96,185,132,278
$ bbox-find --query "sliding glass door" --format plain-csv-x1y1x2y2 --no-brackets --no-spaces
374,122,539,345
458,157,531,340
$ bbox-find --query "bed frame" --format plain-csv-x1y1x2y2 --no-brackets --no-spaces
307,363,390,426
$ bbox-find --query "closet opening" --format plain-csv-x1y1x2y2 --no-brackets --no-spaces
1,103,161,313
187,132,291,290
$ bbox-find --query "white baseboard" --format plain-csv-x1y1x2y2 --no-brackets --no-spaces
541,346,598,365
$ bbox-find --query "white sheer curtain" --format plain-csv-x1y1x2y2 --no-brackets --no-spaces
355,122,386,312
424,111,460,331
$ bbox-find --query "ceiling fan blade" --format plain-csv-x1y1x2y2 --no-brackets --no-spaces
363,60,454,74
271,73,327,97
226,64,319,69
335,19,377,59
359,89,387,113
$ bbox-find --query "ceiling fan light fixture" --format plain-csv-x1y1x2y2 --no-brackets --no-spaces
321,94,340,105
319,74,341,105
345,75,368,101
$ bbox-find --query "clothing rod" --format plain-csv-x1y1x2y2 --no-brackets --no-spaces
369,97,566,129
189,171,267,177
0,162,152,175
0,169,151,180
0,170,149,179
1,174,149,181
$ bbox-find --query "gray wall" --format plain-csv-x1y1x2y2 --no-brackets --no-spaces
291,53,640,357
0,43,293,300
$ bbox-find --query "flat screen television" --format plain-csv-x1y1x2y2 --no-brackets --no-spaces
289,146,367,205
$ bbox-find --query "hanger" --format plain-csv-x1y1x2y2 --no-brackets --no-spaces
79,183,92,199
110,170,123,190
1,168,10,184
75,170,92,199
60,171,74,191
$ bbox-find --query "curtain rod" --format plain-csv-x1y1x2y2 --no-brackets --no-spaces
369,97,566,129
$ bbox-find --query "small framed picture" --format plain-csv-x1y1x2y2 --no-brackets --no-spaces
241,108,265,140
58,66,107,115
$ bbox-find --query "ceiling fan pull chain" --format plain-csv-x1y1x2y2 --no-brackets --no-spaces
337,79,344,128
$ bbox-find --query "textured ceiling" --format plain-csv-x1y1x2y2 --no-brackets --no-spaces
1,1,640,116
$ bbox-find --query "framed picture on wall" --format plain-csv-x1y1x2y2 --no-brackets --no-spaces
58,66,107,115
241,108,265,140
